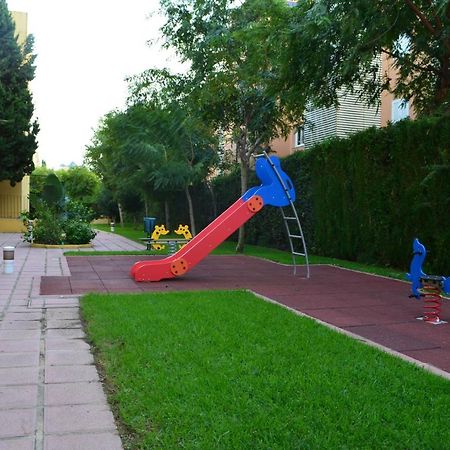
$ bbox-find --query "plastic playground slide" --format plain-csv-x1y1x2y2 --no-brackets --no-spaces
131,156,296,282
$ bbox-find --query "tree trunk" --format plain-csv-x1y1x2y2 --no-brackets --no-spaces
235,152,249,253
185,185,196,236
144,196,149,217
434,53,450,112
207,181,217,219
164,200,170,230
117,202,124,227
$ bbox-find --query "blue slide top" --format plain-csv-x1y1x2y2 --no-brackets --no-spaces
242,156,296,207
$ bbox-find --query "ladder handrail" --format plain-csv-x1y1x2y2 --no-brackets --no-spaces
255,151,310,278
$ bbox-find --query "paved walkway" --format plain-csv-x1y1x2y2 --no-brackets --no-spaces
0,231,142,450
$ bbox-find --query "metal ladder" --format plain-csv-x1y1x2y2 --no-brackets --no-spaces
254,151,310,278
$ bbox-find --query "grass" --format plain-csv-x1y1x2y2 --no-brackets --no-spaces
93,223,151,242
82,289,450,449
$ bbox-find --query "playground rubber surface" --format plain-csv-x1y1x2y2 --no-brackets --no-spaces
41,255,450,374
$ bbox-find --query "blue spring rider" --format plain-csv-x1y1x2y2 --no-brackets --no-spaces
406,238,450,298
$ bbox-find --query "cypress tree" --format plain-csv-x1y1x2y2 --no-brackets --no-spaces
0,0,38,184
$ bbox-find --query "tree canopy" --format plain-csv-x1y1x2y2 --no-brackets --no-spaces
85,100,217,231
158,0,294,249
58,166,100,206
278,0,450,115
0,0,38,183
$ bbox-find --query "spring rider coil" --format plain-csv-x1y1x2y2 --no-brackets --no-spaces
419,277,445,325
406,239,450,325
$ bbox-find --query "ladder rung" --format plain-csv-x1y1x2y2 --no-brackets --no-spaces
289,234,303,239
284,216,297,220
292,251,306,256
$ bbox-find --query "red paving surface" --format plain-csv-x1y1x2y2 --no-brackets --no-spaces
41,255,450,373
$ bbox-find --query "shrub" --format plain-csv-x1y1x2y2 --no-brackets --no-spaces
23,202,97,245
63,220,97,244
31,208,64,245
65,199,95,223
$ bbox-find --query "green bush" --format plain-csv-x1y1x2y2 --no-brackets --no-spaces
31,208,64,245
63,220,97,244
65,199,96,223
23,202,97,245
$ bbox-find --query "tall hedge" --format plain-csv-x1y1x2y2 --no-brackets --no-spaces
310,116,449,273
202,116,449,274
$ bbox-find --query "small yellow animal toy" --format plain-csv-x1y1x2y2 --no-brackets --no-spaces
174,224,192,249
174,224,192,240
151,224,170,250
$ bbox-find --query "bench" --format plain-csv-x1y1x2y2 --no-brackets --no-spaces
139,238,189,253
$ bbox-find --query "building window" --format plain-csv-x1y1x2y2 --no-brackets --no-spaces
294,125,305,147
392,99,409,123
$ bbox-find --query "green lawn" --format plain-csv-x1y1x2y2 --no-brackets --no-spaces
82,290,450,449
93,223,180,241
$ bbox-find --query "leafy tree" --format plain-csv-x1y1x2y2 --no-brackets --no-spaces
57,165,100,207
135,103,217,235
30,166,54,201
159,0,293,250
0,1,38,183
278,0,450,115
96,186,119,219
86,99,217,234
85,111,134,225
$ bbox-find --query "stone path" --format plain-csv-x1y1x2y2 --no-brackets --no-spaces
0,231,141,450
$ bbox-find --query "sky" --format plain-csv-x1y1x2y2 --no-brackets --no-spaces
6,0,183,168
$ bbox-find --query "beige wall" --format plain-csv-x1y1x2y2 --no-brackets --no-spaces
10,11,28,44
271,132,305,158
271,135,294,158
0,11,30,232
380,53,416,126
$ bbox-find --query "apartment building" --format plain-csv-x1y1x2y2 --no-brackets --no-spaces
272,53,415,158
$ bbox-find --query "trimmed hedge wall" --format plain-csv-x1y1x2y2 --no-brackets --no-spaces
309,116,450,273
204,115,450,273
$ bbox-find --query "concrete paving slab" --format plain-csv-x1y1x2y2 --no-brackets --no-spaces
0,320,41,330
0,367,39,386
0,409,35,438
45,350,94,366
45,365,99,384
44,382,106,406
2,312,43,321
45,339,90,352
0,339,40,354
46,328,85,339
45,310,79,320
45,319,82,329
0,352,39,368
0,330,41,340
44,432,122,450
0,385,38,409
0,436,34,450
44,404,116,434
